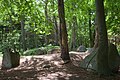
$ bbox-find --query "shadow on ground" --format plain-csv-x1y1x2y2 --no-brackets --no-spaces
0,53,120,80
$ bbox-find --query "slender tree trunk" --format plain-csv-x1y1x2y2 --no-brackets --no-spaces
95,0,112,75
58,0,70,61
9,15,13,30
70,16,77,50
70,2,77,50
51,1,59,45
21,18,26,51
1,28,3,44
88,10,94,47
44,0,49,45
93,19,99,49
9,15,16,49
34,22,38,48
45,0,48,21
84,22,87,47
53,16,59,45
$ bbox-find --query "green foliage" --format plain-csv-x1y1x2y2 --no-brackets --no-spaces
43,44,60,52
105,0,120,36
0,0,119,51
0,30,20,52
23,48,45,56
23,45,60,56
0,42,8,52
65,0,95,47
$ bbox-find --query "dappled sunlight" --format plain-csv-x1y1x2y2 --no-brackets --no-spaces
51,61,63,68
0,53,120,80
42,54,61,61
37,71,80,80
69,51,90,59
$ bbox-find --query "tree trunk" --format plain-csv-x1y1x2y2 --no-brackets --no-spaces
21,18,26,51
44,0,48,45
53,16,59,45
1,28,3,44
58,0,70,61
88,10,94,47
34,22,38,48
45,0,48,20
70,16,77,51
51,1,59,45
95,0,112,75
93,18,99,49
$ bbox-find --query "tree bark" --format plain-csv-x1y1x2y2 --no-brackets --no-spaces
95,0,112,75
58,0,70,61
45,0,48,21
70,16,77,50
88,10,94,47
21,18,26,51
53,16,59,45
44,0,49,45
34,22,38,48
93,18,99,49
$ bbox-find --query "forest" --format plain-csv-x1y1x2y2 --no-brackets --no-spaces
0,0,120,80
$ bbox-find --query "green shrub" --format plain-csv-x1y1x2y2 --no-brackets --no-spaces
23,45,60,56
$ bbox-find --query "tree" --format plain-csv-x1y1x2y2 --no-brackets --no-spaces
95,0,112,75
52,1,59,45
70,15,77,51
20,16,26,51
88,9,94,47
58,0,70,61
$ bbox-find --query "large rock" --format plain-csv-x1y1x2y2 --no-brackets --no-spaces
77,45,86,52
1,48,20,69
85,48,94,54
80,48,98,71
80,43,120,73
1,48,12,69
108,43,120,73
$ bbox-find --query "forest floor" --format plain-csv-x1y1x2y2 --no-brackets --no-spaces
0,51,120,80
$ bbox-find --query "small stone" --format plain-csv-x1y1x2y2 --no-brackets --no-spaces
77,45,86,52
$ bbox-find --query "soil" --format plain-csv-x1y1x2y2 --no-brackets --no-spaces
0,52,120,80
